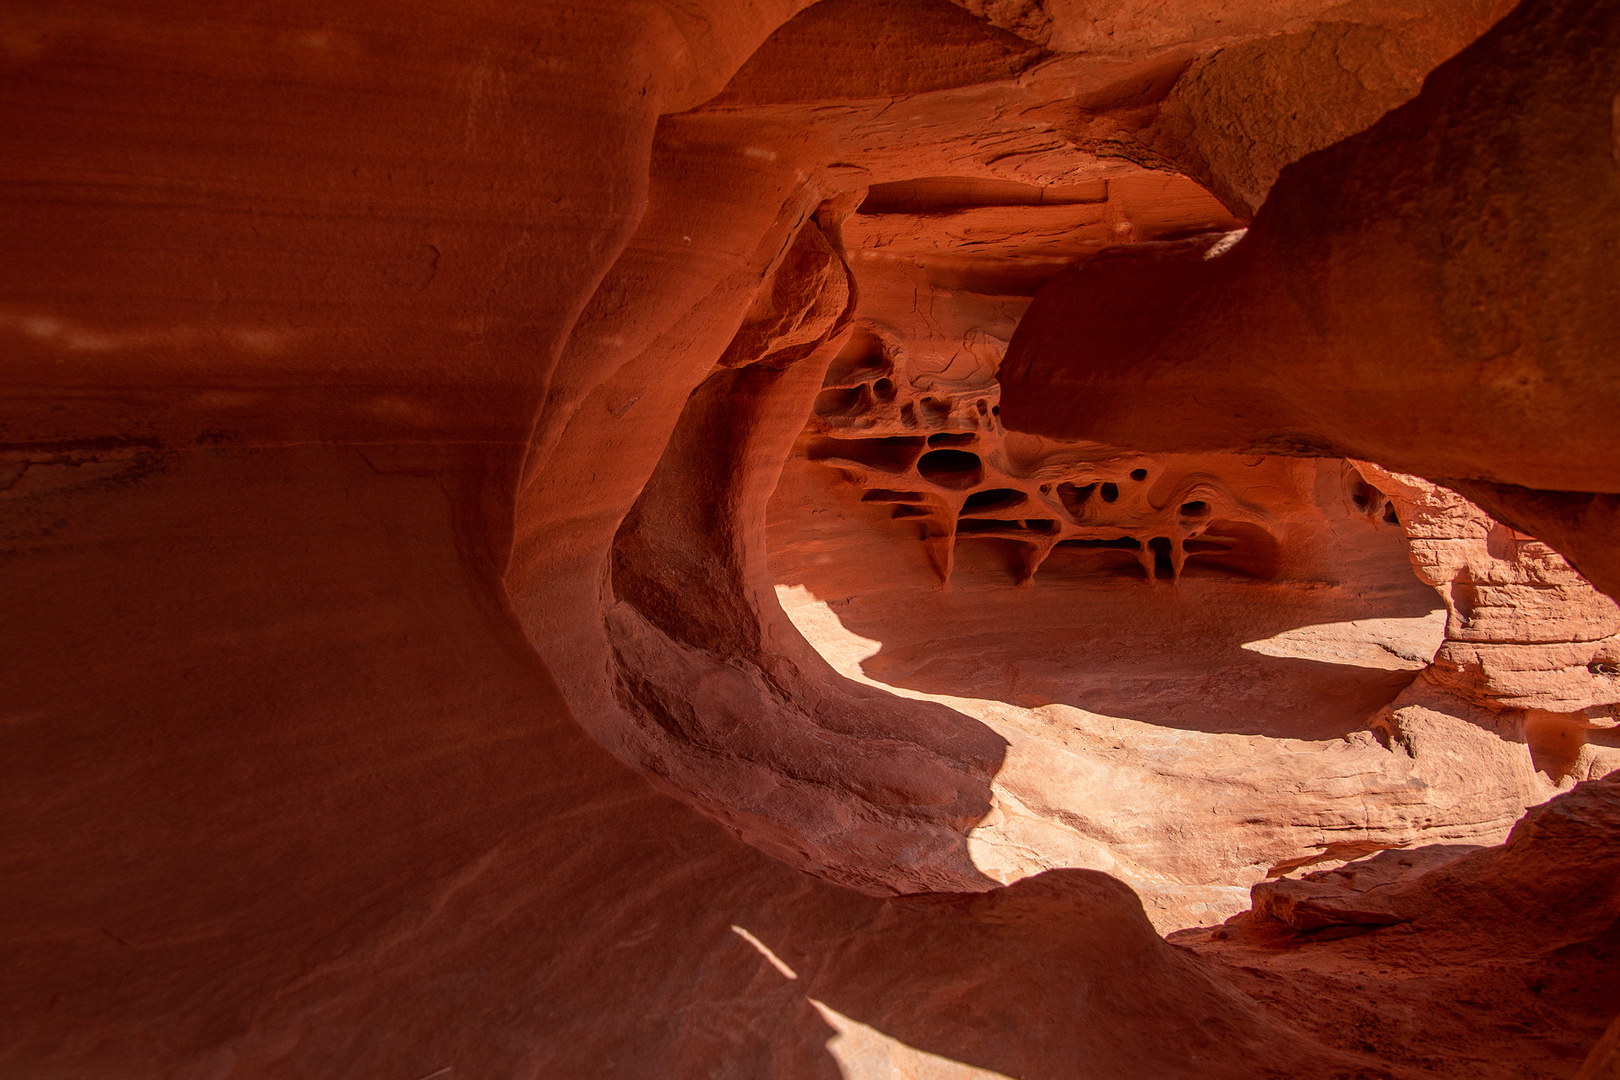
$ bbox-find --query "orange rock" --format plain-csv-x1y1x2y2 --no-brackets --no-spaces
3,0,1615,1077
1000,0,1620,597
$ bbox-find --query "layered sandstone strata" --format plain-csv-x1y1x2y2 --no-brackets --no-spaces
4,0,1617,1078
1350,463,1620,806
1356,464,1620,720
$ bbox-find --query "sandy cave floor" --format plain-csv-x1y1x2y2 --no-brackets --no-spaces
768,455,1452,930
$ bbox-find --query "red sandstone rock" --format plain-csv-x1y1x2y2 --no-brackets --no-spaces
1179,775,1620,1079
3,0,1616,1077
768,298,1559,933
1349,464,1620,802
1000,0,1620,597
1251,844,1481,931
1578,1013,1620,1080
1353,466,1620,714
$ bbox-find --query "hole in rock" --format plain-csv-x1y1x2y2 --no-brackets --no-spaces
1450,578,1477,623
806,435,924,474
858,175,1110,214
1043,537,1147,579
1148,536,1175,579
1181,520,1283,579
962,488,1026,514
957,518,1026,534
916,448,983,489
727,130,1578,956
1056,481,1096,515
824,327,891,387
1059,536,1142,550
1525,711,1588,784
814,385,869,417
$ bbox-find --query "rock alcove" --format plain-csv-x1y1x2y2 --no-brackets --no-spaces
6,0,1620,1077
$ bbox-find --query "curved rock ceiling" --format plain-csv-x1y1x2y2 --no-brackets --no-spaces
4,0,1618,1077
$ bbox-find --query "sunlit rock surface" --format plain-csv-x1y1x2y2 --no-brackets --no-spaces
4,0,1617,1077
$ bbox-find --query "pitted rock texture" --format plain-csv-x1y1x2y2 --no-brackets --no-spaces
772,423,1568,934
805,329,1399,587
4,0,1619,1078
765,144,1552,931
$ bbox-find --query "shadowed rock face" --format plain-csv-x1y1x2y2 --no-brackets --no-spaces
999,0,1620,592
4,1,1618,1079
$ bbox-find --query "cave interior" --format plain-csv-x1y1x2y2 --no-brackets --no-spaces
4,0,1620,1077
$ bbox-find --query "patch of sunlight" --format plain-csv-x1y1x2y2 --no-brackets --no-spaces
730,924,797,979
810,1000,1019,1080
730,920,1015,1078
775,585,884,682
1240,609,1445,671
774,582,1255,929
